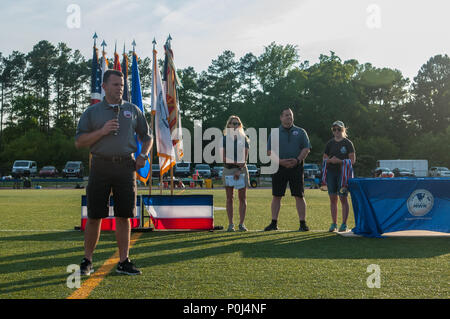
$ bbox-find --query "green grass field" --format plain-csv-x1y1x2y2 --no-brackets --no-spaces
0,187,448,299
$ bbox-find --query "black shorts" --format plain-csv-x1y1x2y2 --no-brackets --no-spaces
86,156,137,219
272,166,304,197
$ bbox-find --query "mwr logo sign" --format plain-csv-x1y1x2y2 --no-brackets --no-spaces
407,189,434,217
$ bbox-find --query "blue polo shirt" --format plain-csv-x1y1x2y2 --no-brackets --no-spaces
267,125,311,159
75,98,152,157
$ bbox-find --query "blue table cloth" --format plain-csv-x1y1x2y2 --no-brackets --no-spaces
348,178,450,237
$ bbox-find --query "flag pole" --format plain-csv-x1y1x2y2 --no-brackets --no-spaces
149,38,157,197
89,32,98,172
166,34,175,196
101,40,107,57
170,166,174,195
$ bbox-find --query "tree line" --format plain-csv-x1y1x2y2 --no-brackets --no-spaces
0,40,449,176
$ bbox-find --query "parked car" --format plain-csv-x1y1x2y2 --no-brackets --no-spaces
429,166,450,177
441,170,450,177
304,163,321,178
211,166,223,178
194,164,211,178
151,164,160,177
62,161,84,178
374,167,394,178
247,164,260,177
12,160,38,178
39,166,58,178
174,161,192,177
393,168,415,177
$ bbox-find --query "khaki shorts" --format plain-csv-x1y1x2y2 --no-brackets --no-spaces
222,166,250,188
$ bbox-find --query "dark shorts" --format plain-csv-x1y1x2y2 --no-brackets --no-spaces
272,166,304,197
86,156,137,219
326,169,348,197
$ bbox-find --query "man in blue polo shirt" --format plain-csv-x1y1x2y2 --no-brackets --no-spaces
75,70,152,276
265,108,311,231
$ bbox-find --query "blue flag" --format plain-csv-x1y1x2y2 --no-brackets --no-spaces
131,52,150,183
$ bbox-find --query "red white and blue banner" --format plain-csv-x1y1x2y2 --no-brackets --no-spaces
142,195,214,230
81,195,141,231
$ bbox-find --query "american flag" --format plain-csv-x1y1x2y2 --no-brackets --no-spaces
90,46,102,105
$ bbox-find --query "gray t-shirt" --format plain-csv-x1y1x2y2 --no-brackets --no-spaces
222,135,249,163
267,125,311,160
75,99,152,157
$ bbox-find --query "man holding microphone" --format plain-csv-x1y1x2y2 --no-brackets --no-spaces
75,70,152,276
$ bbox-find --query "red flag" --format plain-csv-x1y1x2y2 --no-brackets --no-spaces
113,50,121,71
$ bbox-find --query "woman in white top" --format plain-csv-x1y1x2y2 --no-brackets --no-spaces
221,115,250,232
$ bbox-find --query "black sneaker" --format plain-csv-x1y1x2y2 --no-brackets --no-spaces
264,223,278,231
80,258,94,276
116,258,142,275
299,221,310,232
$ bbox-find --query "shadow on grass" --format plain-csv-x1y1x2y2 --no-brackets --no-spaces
0,229,448,296
133,230,450,269
0,231,119,295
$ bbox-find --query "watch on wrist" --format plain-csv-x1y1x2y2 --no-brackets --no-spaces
139,153,148,160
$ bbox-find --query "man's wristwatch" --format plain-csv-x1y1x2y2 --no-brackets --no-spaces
139,153,148,160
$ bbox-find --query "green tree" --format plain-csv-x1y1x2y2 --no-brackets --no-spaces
1,51,28,132
26,40,58,132
256,42,299,93
237,52,258,103
409,54,450,133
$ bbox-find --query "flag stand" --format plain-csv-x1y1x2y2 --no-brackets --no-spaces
148,112,155,197
170,166,174,195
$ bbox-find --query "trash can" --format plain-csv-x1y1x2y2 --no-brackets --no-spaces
205,179,212,189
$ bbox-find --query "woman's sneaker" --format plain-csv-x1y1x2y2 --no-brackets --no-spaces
227,224,235,232
328,223,338,232
116,258,142,275
238,224,248,232
80,258,94,276
338,223,348,232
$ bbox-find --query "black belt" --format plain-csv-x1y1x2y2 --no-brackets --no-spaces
92,154,133,163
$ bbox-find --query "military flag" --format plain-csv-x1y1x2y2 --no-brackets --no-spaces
152,46,176,177
162,36,184,160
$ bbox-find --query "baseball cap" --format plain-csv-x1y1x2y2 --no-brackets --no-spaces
332,120,345,128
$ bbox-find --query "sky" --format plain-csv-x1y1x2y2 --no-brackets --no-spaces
1,0,449,81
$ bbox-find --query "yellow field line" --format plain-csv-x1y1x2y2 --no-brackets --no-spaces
67,221,148,300
68,189,186,299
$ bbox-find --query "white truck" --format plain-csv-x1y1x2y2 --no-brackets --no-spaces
376,160,428,177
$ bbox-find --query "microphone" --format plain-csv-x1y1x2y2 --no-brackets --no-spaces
112,105,120,136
